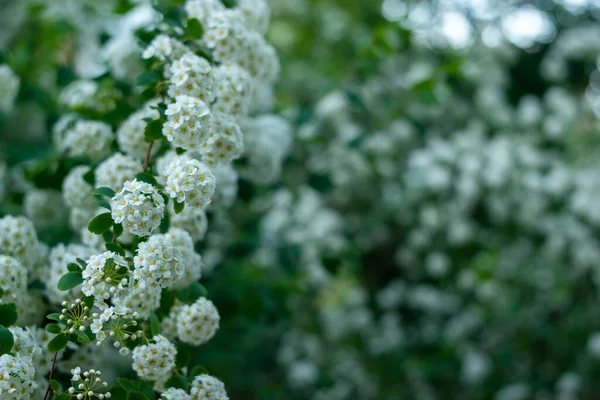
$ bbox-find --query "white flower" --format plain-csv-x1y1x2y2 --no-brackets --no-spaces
132,335,177,381
117,105,161,160
177,297,220,346
110,180,165,236
133,235,184,288
164,157,216,209
189,374,228,400
58,120,114,160
162,95,212,151
0,64,20,112
0,354,37,399
63,166,94,208
161,387,191,400
81,252,131,305
0,215,41,270
95,153,142,191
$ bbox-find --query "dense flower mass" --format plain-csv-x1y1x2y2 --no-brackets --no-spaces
164,157,216,208
132,335,177,382
110,180,165,236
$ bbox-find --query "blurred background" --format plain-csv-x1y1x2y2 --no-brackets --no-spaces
1,0,600,399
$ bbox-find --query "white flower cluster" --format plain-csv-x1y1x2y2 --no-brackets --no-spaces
132,335,177,381
23,188,66,227
169,52,214,103
55,119,114,160
163,228,204,285
163,95,212,151
68,367,111,399
0,215,41,270
190,374,229,400
177,297,220,346
110,179,165,236
95,153,142,190
0,64,20,113
164,156,216,209
0,255,27,304
63,165,94,209
0,354,37,399
133,235,184,288
117,105,161,160
82,252,131,305
45,243,94,303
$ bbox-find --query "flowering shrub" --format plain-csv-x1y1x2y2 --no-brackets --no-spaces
2,0,600,399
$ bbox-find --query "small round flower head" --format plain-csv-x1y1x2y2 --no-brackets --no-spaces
70,206,97,231
58,120,113,160
210,164,238,208
169,202,208,241
177,297,220,346
168,52,214,104
164,157,216,209
162,95,212,151
134,235,184,288
46,243,94,303
202,10,249,67
163,228,203,285
235,0,270,33
212,64,253,118
110,180,165,236
160,302,185,340
132,335,177,381
63,165,94,208
67,367,111,399
190,374,228,400
121,280,162,318
240,32,279,82
156,151,180,181
0,354,37,399
0,64,20,113
23,188,66,227
82,252,131,304
0,215,41,270
185,0,224,25
143,35,188,61
9,327,42,366
198,113,244,166
117,105,161,160
95,153,142,190
0,255,27,304
58,80,98,110
161,387,191,400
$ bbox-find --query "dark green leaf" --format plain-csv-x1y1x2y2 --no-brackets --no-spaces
46,313,62,321
149,311,161,337
175,147,186,155
76,330,91,343
126,391,149,400
67,263,81,272
50,379,60,392
113,223,124,238
105,242,126,257
188,282,207,303
0,324,14,355
174,200,184,214
47,333,69,352
189,365,209,378
45,324,62,334
82,167,96,186
92,187,116,198
108,385,127,399
0,303,17,326
175,341,191,368
94,199,112,210
117,378,138,392
57,272,83,291
185,18,204,39
88,212,114,234
165,374,189,391
159,210,170,234
135,172,159,186
137,381,155,400
136,71,160,86
76,258,87,267
144,119,164,142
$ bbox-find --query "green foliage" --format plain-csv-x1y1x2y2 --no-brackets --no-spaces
0,303,18,326
57,271,83,291
0,324,14,355
88,212,114,234
47,333,69,352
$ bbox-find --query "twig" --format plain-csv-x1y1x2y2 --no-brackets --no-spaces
43,352,59,400
143,141,154,172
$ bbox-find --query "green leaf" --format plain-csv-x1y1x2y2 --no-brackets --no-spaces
47,333,69,352
82,167,96,186
174,200,185,214
185,18,204,39
113,223,124,238
0,303,18,326
126,391,149,400
94,198,112,210
175,147,186,155
46,313,62,321
76,330,91,343
105,242,126,257
149,311,161,337
117,378,138,392
136,71,160,86
55,394,70,400
144,119,164,142
67,263,81,272
165,374,189,391
45,324,62,334
159,210,170,234
175,341,191,368
50,379,60,392
137,381,155,400
88,212,114,234
0,324,14,355
108,385,128,399
76,258,87,267
188,282,207,303
189,365,209,378
92,187,116,197
57,272,83,291
135,172,159,186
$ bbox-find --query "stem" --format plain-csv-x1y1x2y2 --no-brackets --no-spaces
43,352,59,400
143,141,154,172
